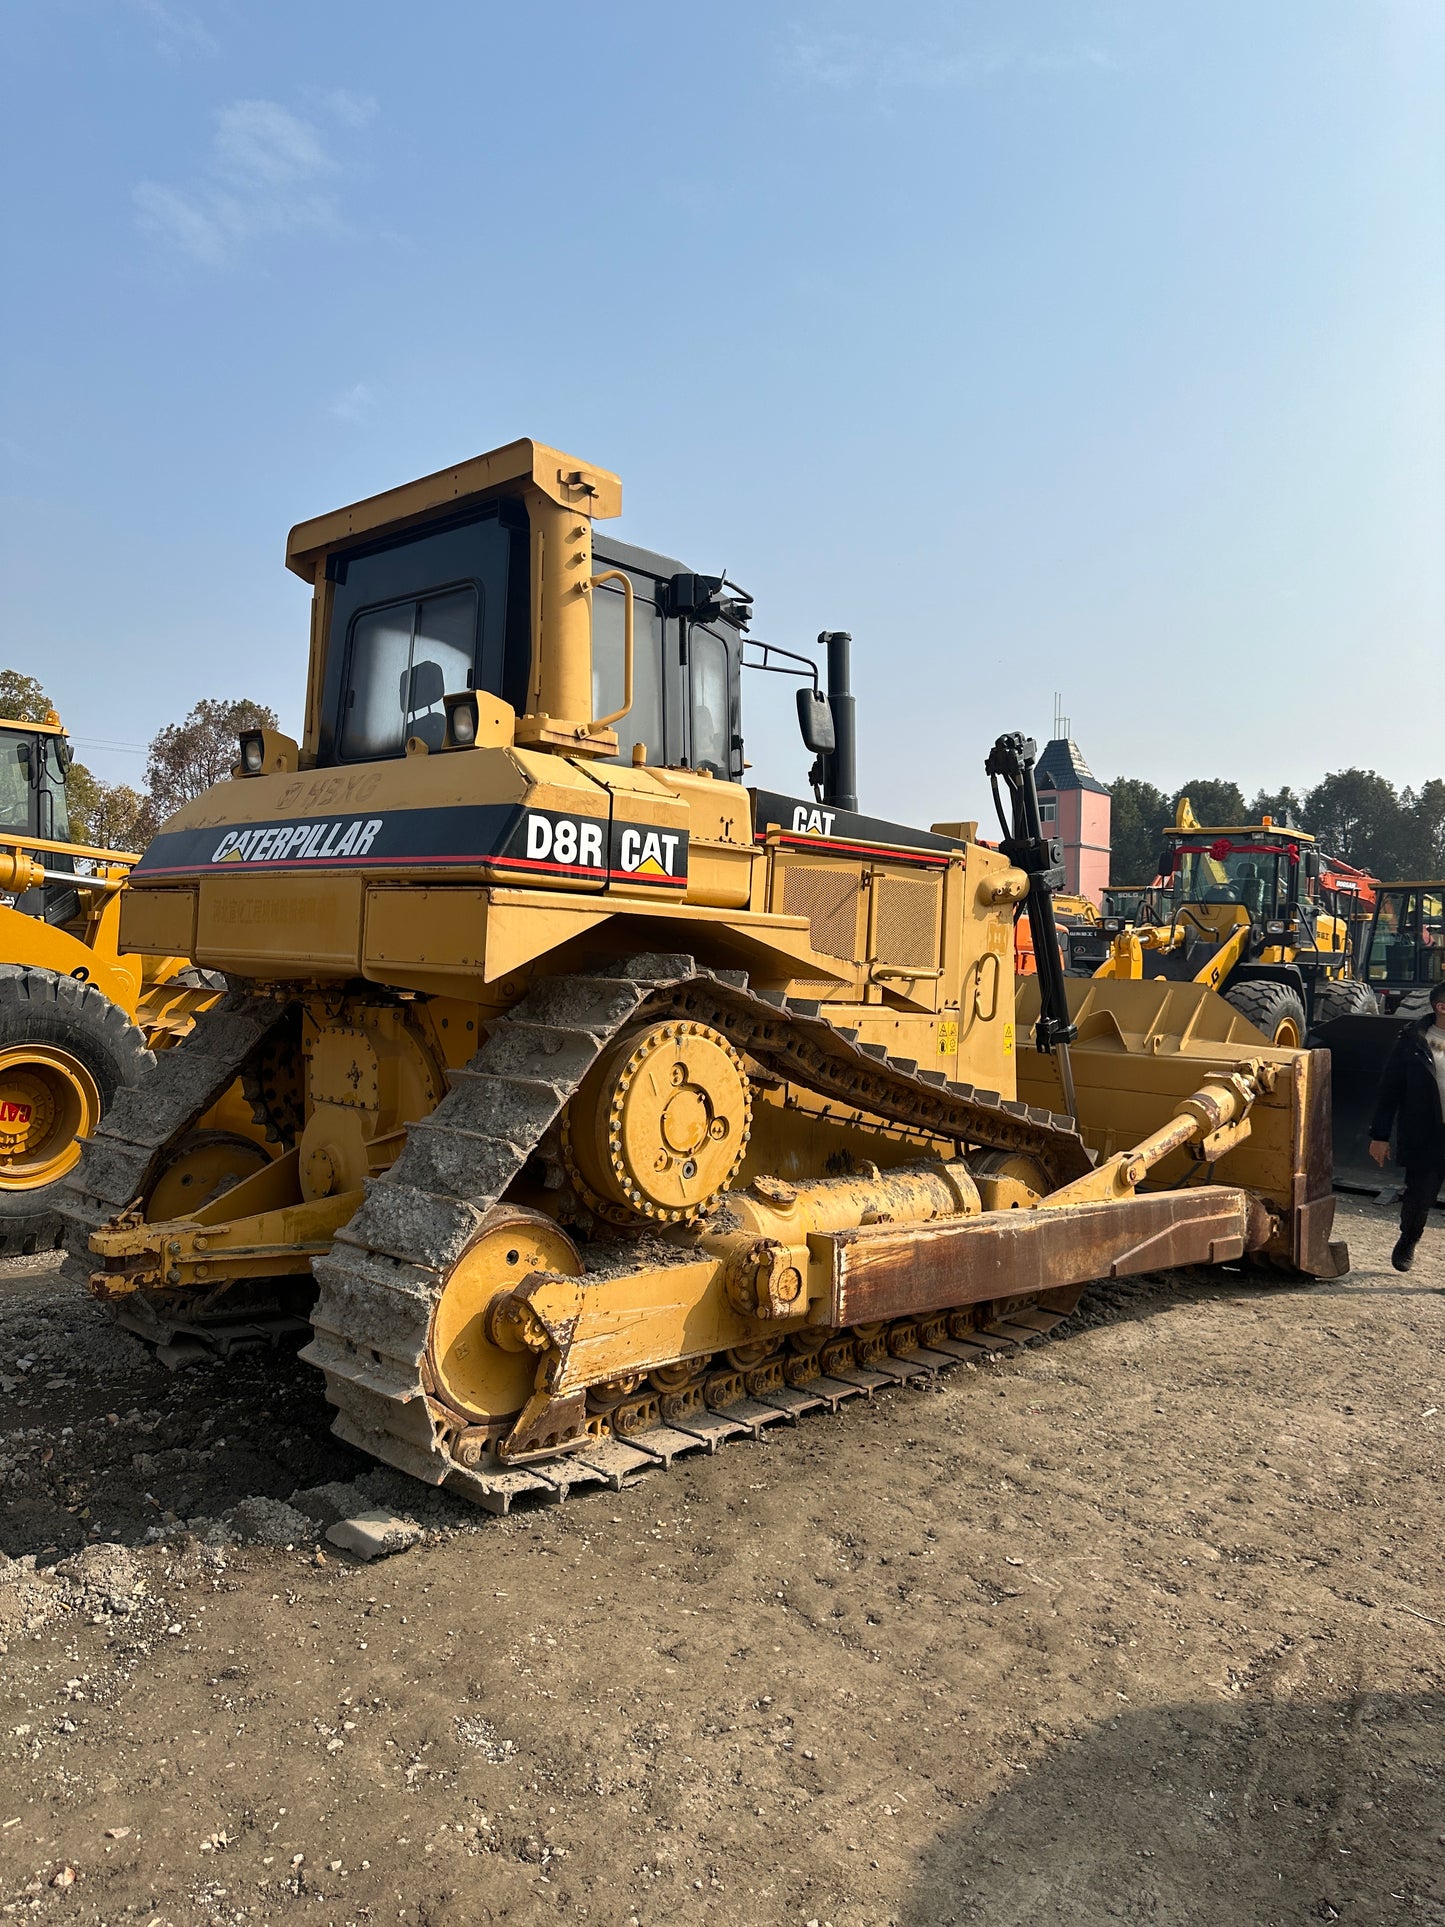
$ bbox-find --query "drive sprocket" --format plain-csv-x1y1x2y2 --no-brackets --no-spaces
561,1017,751,1224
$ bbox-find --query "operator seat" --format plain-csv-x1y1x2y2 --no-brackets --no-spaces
1235,862,1265,918
402,660,448,753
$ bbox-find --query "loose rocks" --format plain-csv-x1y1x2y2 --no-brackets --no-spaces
324,1508,423,1560
223,1497,319,1548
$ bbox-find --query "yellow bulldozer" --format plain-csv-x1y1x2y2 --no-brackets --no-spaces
56,439,1344,1509
0,709,233,1253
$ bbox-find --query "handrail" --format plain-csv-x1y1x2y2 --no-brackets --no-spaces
588,569,634,730
0,829,140,866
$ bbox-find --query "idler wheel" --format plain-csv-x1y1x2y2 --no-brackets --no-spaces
146,1130,272,1220
562,1019,751,1224
428,1207,582,1425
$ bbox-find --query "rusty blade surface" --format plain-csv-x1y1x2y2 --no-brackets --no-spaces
820,1189,1263,1328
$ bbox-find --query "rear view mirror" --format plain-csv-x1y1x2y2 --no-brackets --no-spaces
796,688,835,756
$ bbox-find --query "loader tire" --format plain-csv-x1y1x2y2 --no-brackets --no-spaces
1393,989,1434,1025
1223,978,1308,1049
1309,977,1378,1033
0,968,153,1256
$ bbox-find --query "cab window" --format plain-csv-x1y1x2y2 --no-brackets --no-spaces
592,578,664,766
0,739,31,834
1368,889,1445,985
340,586,478,760
689,629,730,777
321,512,519,764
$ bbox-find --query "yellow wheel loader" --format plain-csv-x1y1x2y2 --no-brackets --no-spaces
56,440,1343,1508
0,711,243,1254
1091,798,1376,1046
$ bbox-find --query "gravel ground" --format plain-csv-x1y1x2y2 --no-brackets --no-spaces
0,1192,1441,1926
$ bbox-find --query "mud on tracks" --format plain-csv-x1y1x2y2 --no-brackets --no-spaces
1,1195,1441,1926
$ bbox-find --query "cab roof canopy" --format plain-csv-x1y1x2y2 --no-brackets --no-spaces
0,710,66,737
1167,823,1318,844
285,438,623,583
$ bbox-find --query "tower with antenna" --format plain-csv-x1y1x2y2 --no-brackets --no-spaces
1035,692,1112,906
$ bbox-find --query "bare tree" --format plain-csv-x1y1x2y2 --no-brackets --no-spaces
65,768,157,852
144,697,279,823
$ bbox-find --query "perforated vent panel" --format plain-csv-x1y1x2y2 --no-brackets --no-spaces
782,861,863,963
874,874,941,969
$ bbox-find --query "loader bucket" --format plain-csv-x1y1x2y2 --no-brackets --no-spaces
1313,1010,1409,1192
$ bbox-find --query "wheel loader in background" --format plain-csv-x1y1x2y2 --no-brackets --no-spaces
57,439,1344,1511
1090,797,1377,1045
0,710,243,1253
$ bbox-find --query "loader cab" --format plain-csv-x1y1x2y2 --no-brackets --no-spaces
1161,826,1334,942
1100,885,1163,927
1164,833,1297,921
0,714,79,924
0,716,74,849
1362,884,1445,1010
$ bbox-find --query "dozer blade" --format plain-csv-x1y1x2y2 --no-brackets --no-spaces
1014,975,1346,1278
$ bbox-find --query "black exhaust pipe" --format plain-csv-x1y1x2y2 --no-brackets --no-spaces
821,631,857,813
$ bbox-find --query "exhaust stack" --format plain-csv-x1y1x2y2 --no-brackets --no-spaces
821,631,857,813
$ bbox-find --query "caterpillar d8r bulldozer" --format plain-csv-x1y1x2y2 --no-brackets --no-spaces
0,709,239,1254
57,439,1345,1510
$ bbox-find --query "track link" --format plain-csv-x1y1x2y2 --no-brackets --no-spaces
420,1301,1076,1515
302,954,1090,1506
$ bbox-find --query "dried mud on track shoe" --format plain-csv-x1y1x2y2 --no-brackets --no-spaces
303,954,1091,1509
53,992,293,1301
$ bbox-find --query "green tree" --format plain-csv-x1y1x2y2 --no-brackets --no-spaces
66,768,157,852
1397,779,1445,879
0,670,53,724
1248,786,1305,828
145,696,278,823
1302,769,1404,874
1106,777,1171,884
1170,779,1247,828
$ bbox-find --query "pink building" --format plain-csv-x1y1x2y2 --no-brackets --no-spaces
1035,736,1111,907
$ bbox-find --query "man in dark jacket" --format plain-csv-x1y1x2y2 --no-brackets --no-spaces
1368,979,1445,1271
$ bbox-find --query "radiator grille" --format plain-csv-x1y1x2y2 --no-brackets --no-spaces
782,861,863,963
873,874,941,970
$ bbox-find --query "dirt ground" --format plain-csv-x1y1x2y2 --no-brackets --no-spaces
1,1192,1441,1927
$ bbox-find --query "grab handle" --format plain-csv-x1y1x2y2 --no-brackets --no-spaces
588,569,634,730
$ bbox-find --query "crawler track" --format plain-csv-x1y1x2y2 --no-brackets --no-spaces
402,1299,1076,1516
57,955,1090,1508
55,991,293,1265
300,953,1089,1505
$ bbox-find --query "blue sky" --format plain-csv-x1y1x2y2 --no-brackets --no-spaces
2,0,1441,828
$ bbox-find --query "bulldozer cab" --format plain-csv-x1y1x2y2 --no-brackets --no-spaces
297,470,747,783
